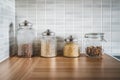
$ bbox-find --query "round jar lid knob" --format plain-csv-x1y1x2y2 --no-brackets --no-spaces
46,29,51,35
24,20,28,26
69,35,73,42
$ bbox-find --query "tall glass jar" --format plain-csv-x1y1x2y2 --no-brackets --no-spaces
17,20,35,58
84,33,106,58
64,35,80,58
41,29,57,57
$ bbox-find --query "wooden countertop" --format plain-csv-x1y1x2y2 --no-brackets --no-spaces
0,54,120,80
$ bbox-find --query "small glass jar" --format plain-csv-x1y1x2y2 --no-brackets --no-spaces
41,29,57,57
85,33,106,58
17,20,35,58
64,35,80,58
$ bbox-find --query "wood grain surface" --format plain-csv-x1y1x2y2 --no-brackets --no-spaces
0,54,120,80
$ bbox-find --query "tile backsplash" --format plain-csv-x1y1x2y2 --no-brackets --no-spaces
15,0,120,55
0,0,15,62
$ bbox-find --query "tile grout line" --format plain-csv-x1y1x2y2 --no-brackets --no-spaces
36,0,38,37
110,0,112,54
45,0,46,29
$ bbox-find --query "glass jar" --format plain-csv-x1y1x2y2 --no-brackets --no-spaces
84,33,106,58
64,35,80,57
41,29,57,57
17,20,35,58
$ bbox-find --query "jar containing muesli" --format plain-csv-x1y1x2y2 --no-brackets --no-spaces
64,35,80,58
41,29,57,57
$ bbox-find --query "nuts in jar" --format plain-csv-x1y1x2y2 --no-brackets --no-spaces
86,46,102,57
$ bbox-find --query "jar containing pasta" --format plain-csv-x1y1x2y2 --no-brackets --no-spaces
64,35,80,58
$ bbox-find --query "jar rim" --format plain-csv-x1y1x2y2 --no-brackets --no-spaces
85,33,107,42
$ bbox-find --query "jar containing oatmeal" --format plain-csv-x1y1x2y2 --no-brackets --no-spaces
85,33,106,58
64,35,80,58
17,20,35,58
41,29,57,57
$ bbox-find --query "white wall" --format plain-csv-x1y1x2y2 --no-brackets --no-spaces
15,0,120,56
0,0,15,62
